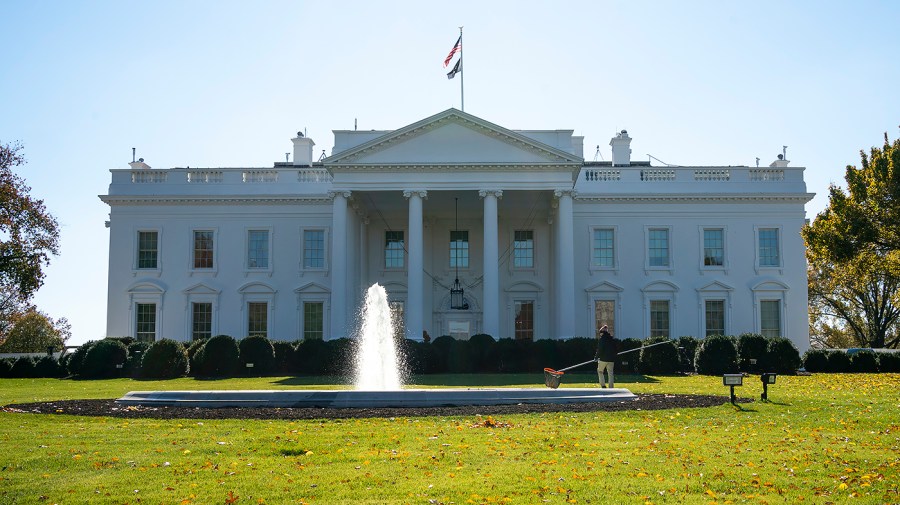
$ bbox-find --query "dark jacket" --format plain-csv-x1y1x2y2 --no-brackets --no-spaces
595,331,618,362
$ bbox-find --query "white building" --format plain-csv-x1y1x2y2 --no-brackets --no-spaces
101,109,814,351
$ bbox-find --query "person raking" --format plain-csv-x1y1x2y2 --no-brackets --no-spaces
594,325,618,388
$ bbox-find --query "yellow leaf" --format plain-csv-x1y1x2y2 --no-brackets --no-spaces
705,489,716,497
838,483,848,490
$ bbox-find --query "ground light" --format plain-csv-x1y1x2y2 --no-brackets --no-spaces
760,372,777,401
723,374,743,404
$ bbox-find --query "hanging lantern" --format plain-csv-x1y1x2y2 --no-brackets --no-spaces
450,197,466,310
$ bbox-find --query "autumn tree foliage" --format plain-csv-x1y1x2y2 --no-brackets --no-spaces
0,141,60,299
0,309,70,353
802,133,900,349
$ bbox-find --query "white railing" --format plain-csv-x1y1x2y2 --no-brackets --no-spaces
131,171,167,183
584,169,621,182
242,170,279,183
694,169,730,181
641,169,676,181
297,169,333,183
750,169,784,181
187,170,223,183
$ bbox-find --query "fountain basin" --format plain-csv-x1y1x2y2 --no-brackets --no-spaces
116,388,636,409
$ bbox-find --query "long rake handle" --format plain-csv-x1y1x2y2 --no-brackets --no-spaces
616,340,671,356
556,359,598,373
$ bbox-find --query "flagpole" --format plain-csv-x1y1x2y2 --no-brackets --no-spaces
459,26,464,112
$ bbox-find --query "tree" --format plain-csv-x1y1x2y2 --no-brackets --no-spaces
0,309,70,353
0,141,60,299
803,133,900,349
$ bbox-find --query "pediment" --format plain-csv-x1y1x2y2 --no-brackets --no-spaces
128,279,166,294
752,280,790,291
584,280,624,293
324,109,582,168
505,281,544,293
183,282,220,295
294,282,330,295
238,281,276,294
696,281,734,292
641,280,680,293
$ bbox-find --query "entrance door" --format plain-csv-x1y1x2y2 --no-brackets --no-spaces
594,300,615,337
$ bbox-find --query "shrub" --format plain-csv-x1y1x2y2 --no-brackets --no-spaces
637,336,680,375
294,338,341,375
80,339,128,378
185,338,207,377
66,340,97,377
676,336,700,373
467,333,497,373
195,335,240,377
826,350,851,373
878,351,900,372
124,341,150,377
531,339,562,373
849,350,879,373
737,333,768,372
802,349,830,372
430,335,460,373
0,358,13,378
765,337,801,374
33,356,64,378
617,338,643,374
694,334,739,375
272,341,296,375
10,356,36,378
559,337,597,371
141,339,189,379
496,338,531,373
239,336,276,376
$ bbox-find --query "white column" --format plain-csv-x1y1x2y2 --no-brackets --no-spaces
358,216,369,297
555,190,576,339
480,189,502,338
329,191,351,340
404,190,427,342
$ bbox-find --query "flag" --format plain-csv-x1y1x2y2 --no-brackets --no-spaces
446,59,461,79
443,35,461,67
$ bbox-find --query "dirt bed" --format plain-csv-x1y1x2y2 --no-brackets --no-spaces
3,394,748,420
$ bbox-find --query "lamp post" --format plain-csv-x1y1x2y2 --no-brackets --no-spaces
450,197,465,310
760,373,777,401
723,374,743,405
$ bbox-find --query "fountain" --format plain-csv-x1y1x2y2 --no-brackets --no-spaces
117,283,636,408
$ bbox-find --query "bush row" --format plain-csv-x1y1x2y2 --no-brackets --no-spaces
8,333,896,379
801,349,900,373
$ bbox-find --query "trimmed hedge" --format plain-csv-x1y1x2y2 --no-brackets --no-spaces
677,336,700,373
694,334,739,375
802,349,830,372
186,338,207,377
765,337,801,374
0,358,13,378
638,336,680,375
141,339,189,379
80,339,128,378
66,340,97,377
10,356,36,378
826,350,851,373
617,338,643,374
849,350,879,373
195,335,240,377
272,341,296,375
239,335,276,376
737,333,768,372
34,356,64,378
878,351,900,372
124,341,150,378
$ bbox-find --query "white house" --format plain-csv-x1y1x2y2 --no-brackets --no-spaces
100,109,814,351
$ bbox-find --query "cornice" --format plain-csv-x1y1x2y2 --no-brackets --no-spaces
574,193,816,204
326,162,579,172
98,195,333,206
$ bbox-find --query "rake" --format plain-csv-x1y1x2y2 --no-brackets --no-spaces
543,340,673,388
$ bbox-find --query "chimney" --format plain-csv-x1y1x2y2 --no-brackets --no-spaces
291,132,315,166
769,154,790,168
610,130,632,166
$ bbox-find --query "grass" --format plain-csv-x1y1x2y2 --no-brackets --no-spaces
0,373,898,504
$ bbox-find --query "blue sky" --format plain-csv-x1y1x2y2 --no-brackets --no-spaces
2,1,898,345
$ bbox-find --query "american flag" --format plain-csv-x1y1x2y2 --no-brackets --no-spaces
443,35,461,67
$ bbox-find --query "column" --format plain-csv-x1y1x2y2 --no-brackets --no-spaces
555,189,576,339
404,190,427,341
480,189,502,338
358,216,369,297
329,190,351,340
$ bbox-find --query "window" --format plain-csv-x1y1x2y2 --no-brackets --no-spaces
758,228,780,267
137,231,158,269
705,299,725,336
193,230,214,269
303,230,325,269
514,300,534,340
248,302,268,338
389,301,405,341
760,300,781,338
648,229,670,267
192,302,212,341
303,301,324,340
649,300,670,338
592,229,615,268
703,229,724,267
385,231,404,268
247,230,269,269
594,300,615,337
135,303,156,343
450,230,469,268
514,230,534,268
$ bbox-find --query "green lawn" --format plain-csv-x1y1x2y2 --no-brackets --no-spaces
1,373,897,504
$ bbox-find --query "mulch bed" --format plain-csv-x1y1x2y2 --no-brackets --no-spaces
2,394,748,420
